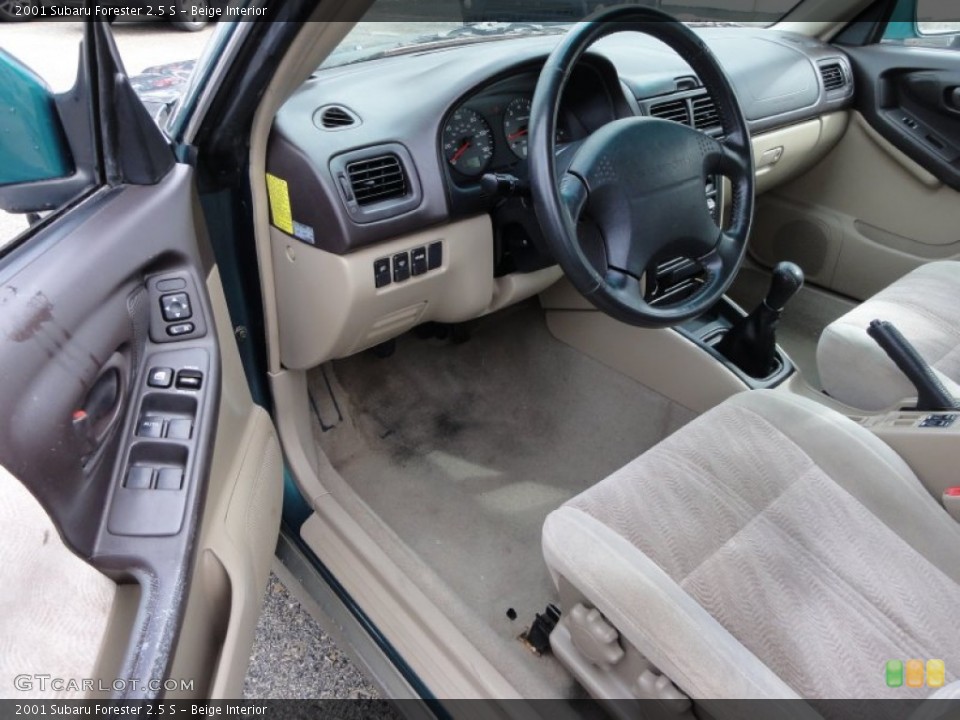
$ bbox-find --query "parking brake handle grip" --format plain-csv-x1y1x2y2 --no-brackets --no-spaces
867,320,959,412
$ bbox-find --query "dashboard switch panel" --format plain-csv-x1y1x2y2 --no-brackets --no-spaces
374,258,392,288
428,242,443,270
411,246,427,276
393,252,410,282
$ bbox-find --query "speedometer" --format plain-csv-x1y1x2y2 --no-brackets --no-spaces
503,97,532,159
442,108,494,177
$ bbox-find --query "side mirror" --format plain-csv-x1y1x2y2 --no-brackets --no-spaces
0,49,90,214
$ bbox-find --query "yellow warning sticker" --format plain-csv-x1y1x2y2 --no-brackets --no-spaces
266,173,294,234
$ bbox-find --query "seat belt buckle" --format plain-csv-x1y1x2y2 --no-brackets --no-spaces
944,487,960,522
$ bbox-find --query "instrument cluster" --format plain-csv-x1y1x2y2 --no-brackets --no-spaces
441,92,574,182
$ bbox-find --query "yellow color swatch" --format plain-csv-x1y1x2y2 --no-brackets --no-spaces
926,660,945,688
266,173,294,234
905,659,924,688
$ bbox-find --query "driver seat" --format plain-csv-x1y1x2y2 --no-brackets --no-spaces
542,390,960,704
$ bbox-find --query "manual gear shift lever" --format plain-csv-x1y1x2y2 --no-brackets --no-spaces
716,262,804,379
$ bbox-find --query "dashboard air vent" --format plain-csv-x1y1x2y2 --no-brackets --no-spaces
346,154,408,206
317,104,360,130
649,98,690,125
819,63,847,92
692,95,720,131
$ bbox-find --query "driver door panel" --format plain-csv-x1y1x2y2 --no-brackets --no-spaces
0,151,280,698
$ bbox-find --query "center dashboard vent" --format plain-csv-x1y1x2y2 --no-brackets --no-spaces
315,104,361,130
648,93,721,133
346,154,408,206
819,62,848,92
649,98,690,125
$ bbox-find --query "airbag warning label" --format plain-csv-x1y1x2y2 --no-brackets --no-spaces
265,173,293,234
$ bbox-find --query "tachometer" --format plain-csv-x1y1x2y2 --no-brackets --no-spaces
443,107,494,177
503,97,532,159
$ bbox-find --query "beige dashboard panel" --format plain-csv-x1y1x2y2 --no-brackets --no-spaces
751,112,960,300
270,215,496,369
0,467,116,699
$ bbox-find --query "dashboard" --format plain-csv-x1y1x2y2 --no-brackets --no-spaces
265,27,855,368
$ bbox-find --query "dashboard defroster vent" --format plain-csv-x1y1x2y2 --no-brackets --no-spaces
819,62,847,92
346,154,408,206
316,104,361,130
649,98,690,125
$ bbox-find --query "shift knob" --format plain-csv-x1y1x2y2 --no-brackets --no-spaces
766,261,805,312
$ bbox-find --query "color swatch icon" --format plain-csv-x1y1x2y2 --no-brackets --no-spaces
886,659,946,688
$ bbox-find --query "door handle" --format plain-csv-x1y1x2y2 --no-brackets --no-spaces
72,351,129,466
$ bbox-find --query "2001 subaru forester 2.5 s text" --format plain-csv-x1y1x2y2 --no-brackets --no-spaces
0,0,959,716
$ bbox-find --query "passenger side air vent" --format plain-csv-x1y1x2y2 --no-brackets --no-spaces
346,154,408,206
691,95,720,131
649,98,690,125
315,104,361,130
819,62,847,92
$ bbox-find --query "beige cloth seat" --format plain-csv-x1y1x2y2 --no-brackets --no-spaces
542,390,960,701
817,261,960,411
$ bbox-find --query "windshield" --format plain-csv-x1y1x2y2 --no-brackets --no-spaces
321,0,804,69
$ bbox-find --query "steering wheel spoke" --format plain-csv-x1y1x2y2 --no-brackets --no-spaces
559,172,589,223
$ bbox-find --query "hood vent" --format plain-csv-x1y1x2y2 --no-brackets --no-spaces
316,104,361,130
819,62,847,92
649,98,690,125
346,154,408,206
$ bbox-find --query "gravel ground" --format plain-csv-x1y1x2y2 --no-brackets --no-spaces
244,573,380,700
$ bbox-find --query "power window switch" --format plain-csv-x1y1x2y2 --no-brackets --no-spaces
393,252,410,282
176,369,203,391
374,258,392,288
125,466,154,489
156,468,184,491
411,246,427,276
165,419,193,440
137,415,164,438
147,367,174,388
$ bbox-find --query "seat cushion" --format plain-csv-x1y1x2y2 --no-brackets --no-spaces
543,390,960,700
817,261,960,411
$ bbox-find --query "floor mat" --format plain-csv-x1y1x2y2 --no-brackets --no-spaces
309,302,695,696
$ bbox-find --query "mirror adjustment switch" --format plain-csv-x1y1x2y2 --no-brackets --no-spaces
176,369,203,390
125,466,154,489
393,252,410,282
137,416,164,438
165,419,193,440
161,293,192,322
156,468,184,491
374,258,392,288
167,322,195,337
147,367,174,388
411,246,427,276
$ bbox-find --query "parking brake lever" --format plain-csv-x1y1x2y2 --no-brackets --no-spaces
867,320,960,412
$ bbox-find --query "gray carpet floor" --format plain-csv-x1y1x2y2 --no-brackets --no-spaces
308,302,695,697
728,266,857,390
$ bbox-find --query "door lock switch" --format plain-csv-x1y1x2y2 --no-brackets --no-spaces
176,369,203,391
160,293,192,322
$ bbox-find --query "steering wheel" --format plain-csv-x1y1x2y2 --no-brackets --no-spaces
529,7,755,328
